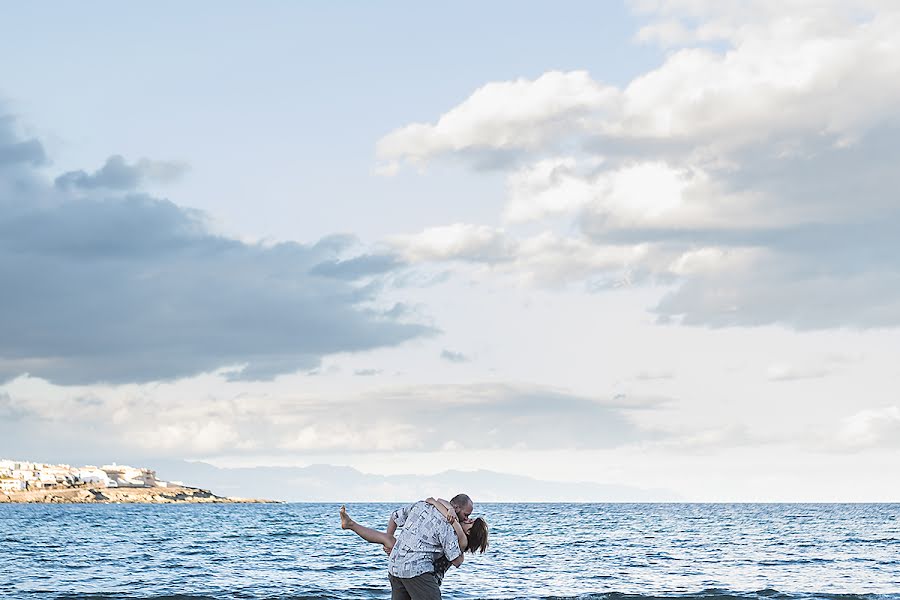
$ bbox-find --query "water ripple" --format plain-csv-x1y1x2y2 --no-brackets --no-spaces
1,503,898,599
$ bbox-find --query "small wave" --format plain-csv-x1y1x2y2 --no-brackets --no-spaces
545,591,899,600
53,595,220,600
40,590,900,600
756,559,835,566
50,596,345,600
50,595,343,600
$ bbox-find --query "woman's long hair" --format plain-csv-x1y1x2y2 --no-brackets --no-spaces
466,517,489,553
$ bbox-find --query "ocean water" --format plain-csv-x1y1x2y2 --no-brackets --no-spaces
0,503,898,600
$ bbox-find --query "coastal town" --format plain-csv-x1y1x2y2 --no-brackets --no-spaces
0,458,174,492
0,458,274,503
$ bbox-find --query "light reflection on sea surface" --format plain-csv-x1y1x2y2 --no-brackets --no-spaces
1,503,898,599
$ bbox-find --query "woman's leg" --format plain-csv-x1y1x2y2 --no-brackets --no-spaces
340,505,396,551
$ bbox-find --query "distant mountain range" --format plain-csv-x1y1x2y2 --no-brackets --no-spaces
148,460,679,502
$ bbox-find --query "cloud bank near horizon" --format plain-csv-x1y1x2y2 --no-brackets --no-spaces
0,375,662,460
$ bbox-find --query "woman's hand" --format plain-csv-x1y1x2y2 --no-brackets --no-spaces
445,511,457,524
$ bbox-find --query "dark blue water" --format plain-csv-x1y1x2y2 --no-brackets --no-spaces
1,503,898,599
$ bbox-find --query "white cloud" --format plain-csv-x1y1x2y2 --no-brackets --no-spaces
378,5,900,163
623,1,900,149
375,1,900,330
391,225,658,289
137,421,241,454
280,422,421,452
388,223,513,263
837,406,900,448
765,364,832,382
512,233,649,287
666,247,764,277
634,20,695,46
633,371,674,381
504,157,600,223
376,71,618,168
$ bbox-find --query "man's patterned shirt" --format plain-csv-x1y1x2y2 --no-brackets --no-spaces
387,501,462,579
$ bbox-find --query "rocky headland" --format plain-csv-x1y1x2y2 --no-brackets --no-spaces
0,486,278,504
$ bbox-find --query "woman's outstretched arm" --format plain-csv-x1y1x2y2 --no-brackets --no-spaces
426,497,468,551
340,505,396,552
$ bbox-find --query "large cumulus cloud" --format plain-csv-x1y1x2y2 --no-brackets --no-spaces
378,0,900,330
0,115,428,385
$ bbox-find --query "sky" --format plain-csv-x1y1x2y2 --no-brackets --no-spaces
1,0,899,502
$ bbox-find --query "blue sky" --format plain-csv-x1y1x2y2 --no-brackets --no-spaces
2,1,899,501
1,2,659,241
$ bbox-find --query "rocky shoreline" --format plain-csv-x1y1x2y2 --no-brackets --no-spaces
0,486,279,504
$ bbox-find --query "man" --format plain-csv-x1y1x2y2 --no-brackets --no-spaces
385,493,474,600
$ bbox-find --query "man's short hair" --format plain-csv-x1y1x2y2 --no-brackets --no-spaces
449,493,471,509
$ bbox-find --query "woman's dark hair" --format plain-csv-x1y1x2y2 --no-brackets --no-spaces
466,517,489,553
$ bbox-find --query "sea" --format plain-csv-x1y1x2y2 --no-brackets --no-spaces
1,503,898,600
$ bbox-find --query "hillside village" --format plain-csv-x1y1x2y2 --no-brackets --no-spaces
0,458,176,493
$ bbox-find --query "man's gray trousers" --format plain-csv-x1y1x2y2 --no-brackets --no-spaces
389,573,441,600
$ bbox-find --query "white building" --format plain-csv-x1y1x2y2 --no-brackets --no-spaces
75,467,111,487
0,477,26,492
101,464,162,487
0,458,167,490
11,468,37,482
42,465,75,486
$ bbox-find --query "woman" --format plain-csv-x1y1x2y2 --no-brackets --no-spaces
340,498,488,583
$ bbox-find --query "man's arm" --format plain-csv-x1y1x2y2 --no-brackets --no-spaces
385,503,415,554
386,518,397,539
389,503,414,529
437,519,464,569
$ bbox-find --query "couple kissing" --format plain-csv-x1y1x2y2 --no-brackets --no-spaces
341,494,489,600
